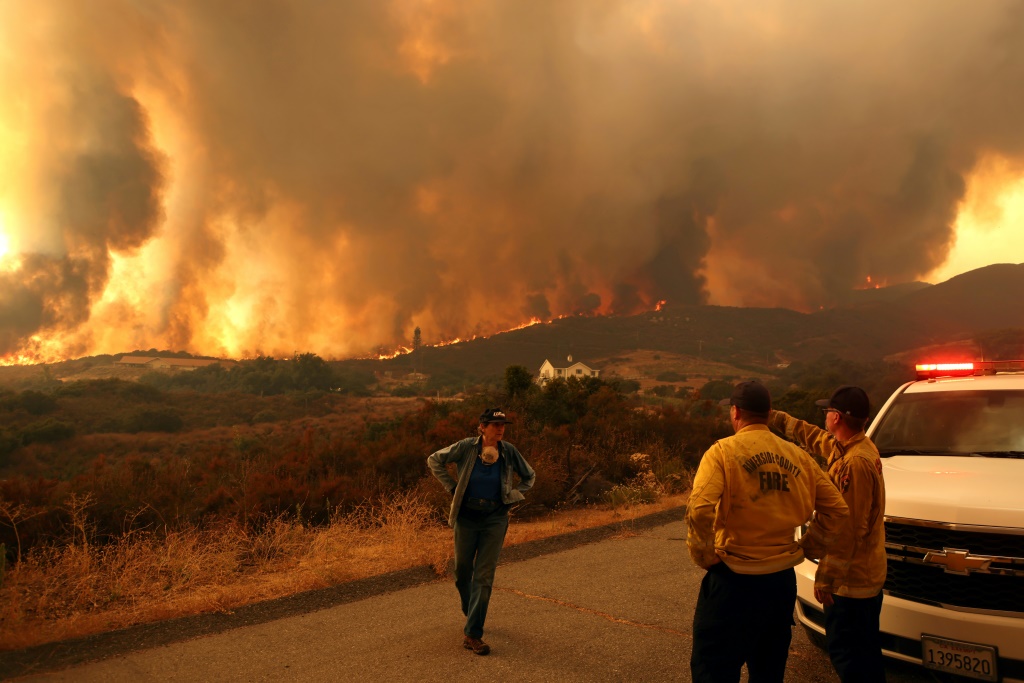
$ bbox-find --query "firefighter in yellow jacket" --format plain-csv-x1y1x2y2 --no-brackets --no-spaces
686,381,849,683
769,385,886,683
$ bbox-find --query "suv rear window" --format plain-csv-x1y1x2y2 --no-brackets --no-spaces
872,389,1024,456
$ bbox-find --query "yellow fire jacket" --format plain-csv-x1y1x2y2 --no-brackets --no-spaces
685,424,849,575
769,410,887,598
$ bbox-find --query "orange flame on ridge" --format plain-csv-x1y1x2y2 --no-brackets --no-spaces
0,336,69,367
363,316,545,360
0,353,40,367
855,275,884,290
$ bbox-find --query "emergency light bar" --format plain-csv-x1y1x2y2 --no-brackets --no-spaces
915,363,975,379
915,360,1024,379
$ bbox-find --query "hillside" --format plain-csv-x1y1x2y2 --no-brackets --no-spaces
2,263,1021,387
365,262,1024,379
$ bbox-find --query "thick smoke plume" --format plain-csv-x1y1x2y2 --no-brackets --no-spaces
1,0,1023,360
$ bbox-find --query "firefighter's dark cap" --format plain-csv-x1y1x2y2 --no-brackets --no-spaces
719,380,771,416
816,385,870,419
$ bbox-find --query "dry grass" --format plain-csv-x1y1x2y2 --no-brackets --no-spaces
506,493,687,546
596,349,776,391
0,491,688,652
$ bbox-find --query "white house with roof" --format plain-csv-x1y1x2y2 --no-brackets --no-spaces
537,356,600,386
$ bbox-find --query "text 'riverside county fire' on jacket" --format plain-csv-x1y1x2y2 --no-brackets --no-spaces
685,424,849,576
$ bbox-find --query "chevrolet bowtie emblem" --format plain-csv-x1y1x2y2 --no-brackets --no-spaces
923,548,993,575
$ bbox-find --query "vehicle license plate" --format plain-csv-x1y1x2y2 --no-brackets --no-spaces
922,635,998,682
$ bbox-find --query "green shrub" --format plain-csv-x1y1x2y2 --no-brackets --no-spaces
365,418,401,442
9,390,57,415
118,382,164,401
124,409,184,434
0,430,17,464
20,419,75,444
604,453,664,506
655,371,687,382
610,378,641,394
252,410,279,424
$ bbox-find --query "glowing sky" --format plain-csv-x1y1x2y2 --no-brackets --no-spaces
927,157,1024,284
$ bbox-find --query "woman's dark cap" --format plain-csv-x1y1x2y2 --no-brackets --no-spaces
479,408,513,424
718,380,771,415
815,386,870,419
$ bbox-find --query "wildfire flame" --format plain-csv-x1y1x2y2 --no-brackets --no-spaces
0,353,41,367
374,346,414,360
364,316,557,360
2,2,1018,366
855,275,884,291
0,335,68,367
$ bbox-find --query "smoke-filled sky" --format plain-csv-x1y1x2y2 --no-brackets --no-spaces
1,0,1024,361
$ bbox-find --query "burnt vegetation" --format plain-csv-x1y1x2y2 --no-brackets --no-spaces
0,351,916,569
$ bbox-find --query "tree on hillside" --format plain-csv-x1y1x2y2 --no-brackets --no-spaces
504,365,534,400
6,390,57,415
698,379,734,402
977,328,1024,360
532,375,606,427
771,389,820,425
291,353,334,391
608,377,641,394
334,366,374,395
775,355,912,414
412,327,423,374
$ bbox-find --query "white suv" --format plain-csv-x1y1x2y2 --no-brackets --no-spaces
794,361,1024,682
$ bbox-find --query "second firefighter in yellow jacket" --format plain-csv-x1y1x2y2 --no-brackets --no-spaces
769,385,886,683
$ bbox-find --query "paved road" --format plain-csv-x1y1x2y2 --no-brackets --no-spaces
13,520,934,682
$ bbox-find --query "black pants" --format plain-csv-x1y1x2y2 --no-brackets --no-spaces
691,563,797,683
825,592,886,682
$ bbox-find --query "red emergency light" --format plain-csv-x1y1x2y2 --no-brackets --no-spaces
915,362,974,375
915,360,1024,379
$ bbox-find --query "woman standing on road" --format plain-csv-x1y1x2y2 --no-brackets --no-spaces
427,407,536,656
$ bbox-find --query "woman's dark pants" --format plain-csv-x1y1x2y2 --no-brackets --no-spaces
454,507,509,639
691,563,797,683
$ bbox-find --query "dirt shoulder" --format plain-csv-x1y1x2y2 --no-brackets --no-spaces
0,506,684,680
